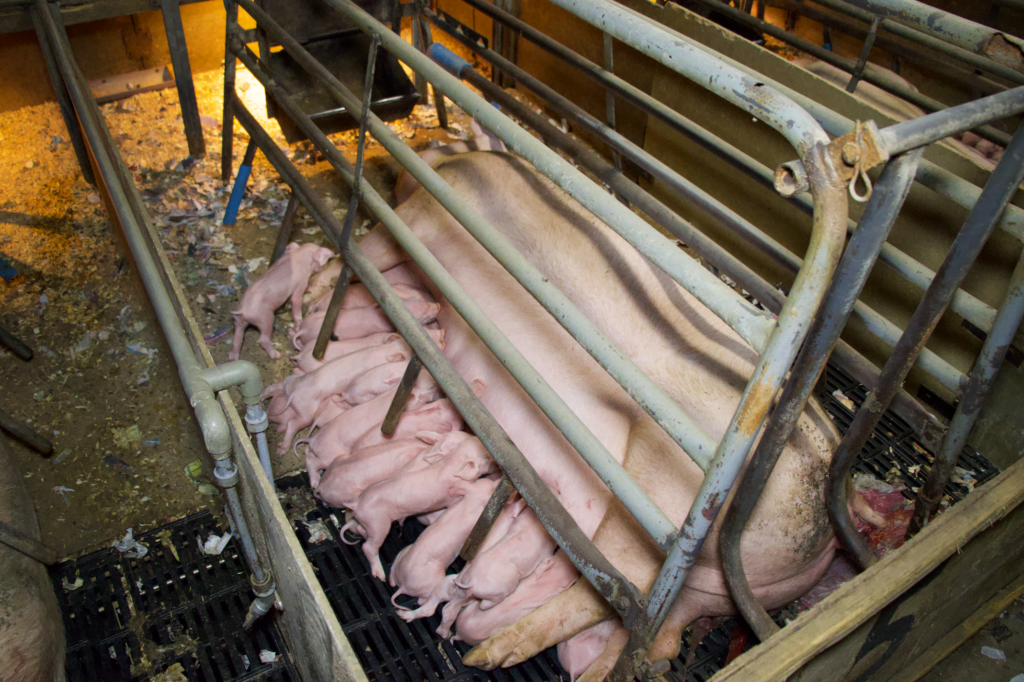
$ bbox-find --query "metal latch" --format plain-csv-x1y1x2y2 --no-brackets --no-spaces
828,120,890,202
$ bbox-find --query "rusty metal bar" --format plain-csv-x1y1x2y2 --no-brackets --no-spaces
829,123,1024,570
461,475,517,561
0,518,59,565
380,354,422,437
846,15,882,93
0,407,54,456
270,192,300,264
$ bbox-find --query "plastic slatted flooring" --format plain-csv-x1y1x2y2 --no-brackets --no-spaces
50,512,299,681
51,360,999,682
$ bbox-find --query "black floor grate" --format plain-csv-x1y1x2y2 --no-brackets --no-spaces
50,511,300,682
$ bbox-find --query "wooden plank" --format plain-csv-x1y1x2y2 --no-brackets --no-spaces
106,136,367,682
0,0,208,35
707,456,1024,682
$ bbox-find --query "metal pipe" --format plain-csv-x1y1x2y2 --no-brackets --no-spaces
231,41,680,550
721,149,923,642
230,97,647,616
908,250,1024,534
271,192,300,263
0,518,59,565
691,0,1011,146
829,123,1024,569
429,41,784,312
40,0,278,624
0,408,53,456
461,474,517,560
0,324,33,361
381,355,422,437
767,0,1010,95
878,87,1024,155
428,11,798,278
843,0,1024,65
811,0,1024,87
221,0,238,183
451,0,1005,336
323,0,776,354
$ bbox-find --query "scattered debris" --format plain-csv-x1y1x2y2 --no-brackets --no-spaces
259,650,279,664
104,455,136,473
62,575,84,591
113,528,148,559
980,646,1005,661
199,532,233,555
151,662,188,682
51,448,72,466
112,425,142,449
831,388,856,412
52,485,74,505
184,460,220,496
143,436,161,447
303,518,330,544
154,528,179,562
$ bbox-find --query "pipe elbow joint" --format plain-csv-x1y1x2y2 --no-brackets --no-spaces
202,360,264,405
194,395,232,458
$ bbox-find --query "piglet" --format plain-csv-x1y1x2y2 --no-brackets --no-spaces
230,242,334,360
556,621,621,682
290,299,440,350
348,395,463,452
389,477,500,622
453,552,578,645
340,434,498,581
291,328,445,374
314,436,438,509
271,340,411,453
342,360,409,407
307,281,432,315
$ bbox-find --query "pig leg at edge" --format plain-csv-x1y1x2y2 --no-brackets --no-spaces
253,308,281,359
462,579,615,670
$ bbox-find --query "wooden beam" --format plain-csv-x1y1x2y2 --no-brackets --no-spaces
709,456,1024,682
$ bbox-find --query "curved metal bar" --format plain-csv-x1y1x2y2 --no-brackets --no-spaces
829,124,1024,569
721,149,924,642
908,250,1024,534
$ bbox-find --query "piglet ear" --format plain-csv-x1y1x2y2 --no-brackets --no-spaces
285,242,299,253
416,431,441,445
385,351,408,363
454,460,478,481
470,379,486,396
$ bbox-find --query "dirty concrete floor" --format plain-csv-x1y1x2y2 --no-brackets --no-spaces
922,594,1024,682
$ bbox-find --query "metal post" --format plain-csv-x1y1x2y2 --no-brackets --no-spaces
845,15,881,93
160,0,206,158
271,192,300,264
0,519,59,565
415,7,449,130
0,407,54,456
221,0,238,182
0,325,33,361
829,124,1024,570
461,475,516,560
30,7,94,186
223,138,258,225
380,354,422,436
721,150,924,642
311,36,380,362
908,250,1024,534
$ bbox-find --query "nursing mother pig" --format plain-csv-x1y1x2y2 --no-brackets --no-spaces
360,152,842,677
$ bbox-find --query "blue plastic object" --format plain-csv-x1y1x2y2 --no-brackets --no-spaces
427,43,471,78
223,163,252,225
0,256,17,283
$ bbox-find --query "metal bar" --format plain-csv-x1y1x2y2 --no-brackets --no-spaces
691,0,1011,146
234,1,723,471
721,149,924,642
0,518,59,565
845,14,881,93
230,97,646,616
223,138,258,225
461,474,516,561
311,36,379,362
453,0,1000,338
231,40,681,551
221,0,238,182
436,44,785,312
325,1,775,354
428,10,801,295
603,30,623,178
160,0,205,158
415,9,449,130
381,354,422,436
30,7,94,185
829,124,1024,570
844,0,1024,63
270,192,300,264
769,0,1009,96
812,0,1024,87
0,324,32,360
0,407,54,455
908,250,1024,534
878,86,1024,156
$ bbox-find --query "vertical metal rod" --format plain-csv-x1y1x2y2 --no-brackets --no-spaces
311,36,380,361
221,0,239,182
461,475,516,560
160,0,206,158
908,251,1024,534
720,150,924,643
603,31,623,179
30,8,94,186
0,408,54,456
410,10,428,104
416,9,449,130
223,138,258,225
271,192,301,264
845,15,882,93
380,354,423,436
0,325,33,361
829,125,1024,570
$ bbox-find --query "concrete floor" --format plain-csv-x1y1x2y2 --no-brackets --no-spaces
922,594,1024,682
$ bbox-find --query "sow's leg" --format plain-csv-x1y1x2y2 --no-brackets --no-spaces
0,433,65,681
